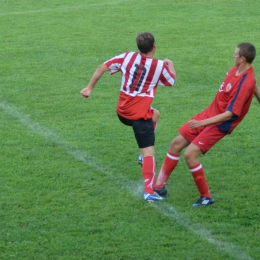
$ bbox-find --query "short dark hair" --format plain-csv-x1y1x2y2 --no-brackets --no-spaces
237,42,256,64
136,32,155,54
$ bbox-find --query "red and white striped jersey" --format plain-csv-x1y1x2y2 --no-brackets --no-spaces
104,52,175,120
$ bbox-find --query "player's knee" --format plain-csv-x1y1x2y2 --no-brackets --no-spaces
169,138,183,154
184,149,198,166
184,150,192,164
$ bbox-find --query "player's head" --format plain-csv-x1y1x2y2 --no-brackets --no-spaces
237,43,256,64
136,32,155,54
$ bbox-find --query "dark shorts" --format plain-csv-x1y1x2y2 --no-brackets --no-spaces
117,114,155,149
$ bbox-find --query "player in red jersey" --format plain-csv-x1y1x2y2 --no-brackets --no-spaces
153,42,260,206
80,32,176,202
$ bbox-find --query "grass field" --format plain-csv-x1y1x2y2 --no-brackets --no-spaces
1,0,260,259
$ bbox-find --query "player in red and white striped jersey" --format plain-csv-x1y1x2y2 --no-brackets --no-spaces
104,51,175,120
81,32,176,202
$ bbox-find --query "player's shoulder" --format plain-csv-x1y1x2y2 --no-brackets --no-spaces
241,67,256,91
106,52,134,63
123,51,141,60
246,66,255,76
244,66,256,81
151,58,165,67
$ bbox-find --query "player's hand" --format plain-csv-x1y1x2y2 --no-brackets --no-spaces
164,59,173,66
163,59,176,77
188,119,202,129
80,87,92,100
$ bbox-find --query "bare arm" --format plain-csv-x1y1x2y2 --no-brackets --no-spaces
188,111,233,129
254,85,260,103
80,64,109,99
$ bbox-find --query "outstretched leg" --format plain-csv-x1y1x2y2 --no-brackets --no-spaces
154,135,189,192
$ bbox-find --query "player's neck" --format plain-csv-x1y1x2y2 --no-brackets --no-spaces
140,52,154,58
236,63,251,75
140,46,155,58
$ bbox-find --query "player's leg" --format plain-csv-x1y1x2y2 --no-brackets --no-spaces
184,143,214,206
140,146,155,192
185,125,226,206
154,134,189,196
133,119,164,202
152,107,160,131
154,112,208,197
140,146,164,202
138,108,160,166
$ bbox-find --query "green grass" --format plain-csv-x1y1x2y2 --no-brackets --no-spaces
1,0,260,259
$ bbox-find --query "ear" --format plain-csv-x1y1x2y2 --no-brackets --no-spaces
153,43,156,51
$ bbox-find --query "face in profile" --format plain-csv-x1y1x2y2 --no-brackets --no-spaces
233,47,241,66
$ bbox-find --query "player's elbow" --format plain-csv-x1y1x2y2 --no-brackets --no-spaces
225,111,234,120
98,64,109,73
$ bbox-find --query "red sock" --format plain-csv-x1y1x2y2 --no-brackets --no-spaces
154,152,180,189
142,156,156,194
190,163,211,197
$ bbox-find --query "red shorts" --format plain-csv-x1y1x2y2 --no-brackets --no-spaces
179,111,226,154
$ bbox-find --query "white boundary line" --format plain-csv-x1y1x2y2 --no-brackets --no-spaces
0,100,255,260
0,0,136,16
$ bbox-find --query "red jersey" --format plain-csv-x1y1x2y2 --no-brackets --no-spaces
104,52,176,120
205,66,256,133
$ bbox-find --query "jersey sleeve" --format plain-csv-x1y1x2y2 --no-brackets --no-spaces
104,53,127,75
157,62,175,86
